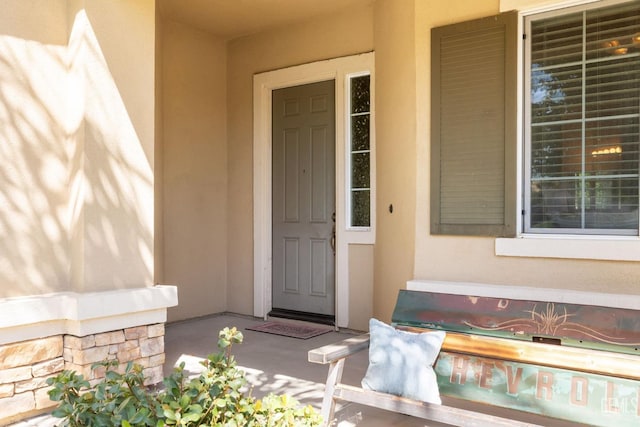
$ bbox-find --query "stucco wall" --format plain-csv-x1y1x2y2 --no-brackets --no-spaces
71,0,156,292
0,3,165,420
226,2,375,317
348,244,374,331
413,0,640,297
161,19,228,322
0,0,155,297
1,0,68,44
0,1,70,296
371,0,418,323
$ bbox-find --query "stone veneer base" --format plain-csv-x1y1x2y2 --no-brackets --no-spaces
0,323,166,425
0,286,178,424
0,324,166,424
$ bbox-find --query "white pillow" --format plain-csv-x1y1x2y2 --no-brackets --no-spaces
361,318,445,404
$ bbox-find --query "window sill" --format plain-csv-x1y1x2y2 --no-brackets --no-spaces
495,235,640,261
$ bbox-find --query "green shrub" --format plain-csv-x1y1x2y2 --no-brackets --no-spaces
47,327,322,427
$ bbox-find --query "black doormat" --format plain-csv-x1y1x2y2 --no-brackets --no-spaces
246,321,332,339
268,308,335,325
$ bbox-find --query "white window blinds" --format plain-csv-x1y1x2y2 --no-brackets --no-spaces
526,1,640,234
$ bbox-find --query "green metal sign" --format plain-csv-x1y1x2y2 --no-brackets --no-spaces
436,352,640,426
393,290,640,355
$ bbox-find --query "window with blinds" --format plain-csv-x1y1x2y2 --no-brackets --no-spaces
525,1,640,234
431,12,517,236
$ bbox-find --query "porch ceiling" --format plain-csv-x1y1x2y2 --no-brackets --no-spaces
158,0,373,40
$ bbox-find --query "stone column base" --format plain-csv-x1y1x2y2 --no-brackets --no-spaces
0,286,178,424
0,324,166,424
63,323,166,385
0,336,64,423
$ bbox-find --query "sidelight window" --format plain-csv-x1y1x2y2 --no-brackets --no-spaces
347,74,373,229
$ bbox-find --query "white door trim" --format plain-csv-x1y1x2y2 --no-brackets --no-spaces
253,52,374,328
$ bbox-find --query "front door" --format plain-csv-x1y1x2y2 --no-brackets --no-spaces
272,80,335,318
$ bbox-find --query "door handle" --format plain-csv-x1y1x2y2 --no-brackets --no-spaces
330,225,336,255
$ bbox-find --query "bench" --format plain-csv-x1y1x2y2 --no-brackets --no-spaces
309,284,640,426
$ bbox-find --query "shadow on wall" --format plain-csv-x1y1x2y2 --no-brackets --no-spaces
0,9,153,298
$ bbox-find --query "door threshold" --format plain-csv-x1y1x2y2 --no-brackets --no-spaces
268,308,335,326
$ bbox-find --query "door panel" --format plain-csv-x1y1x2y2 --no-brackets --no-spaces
272,80,335,316
283,238,299,293
284,130,300,222
310,239,328,295
311,126,329,222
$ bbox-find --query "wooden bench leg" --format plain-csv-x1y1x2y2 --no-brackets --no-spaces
320,358,345,427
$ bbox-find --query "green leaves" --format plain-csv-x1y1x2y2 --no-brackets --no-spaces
47,327,322,426
47,359,158,427
218,326,243,350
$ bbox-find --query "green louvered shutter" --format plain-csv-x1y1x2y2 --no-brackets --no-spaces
431,11,518,236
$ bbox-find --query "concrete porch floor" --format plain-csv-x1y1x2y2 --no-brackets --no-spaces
163,313,425,427
14,313,581,426
12,313,424,427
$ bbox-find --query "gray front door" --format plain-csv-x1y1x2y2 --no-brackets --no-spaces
272,80,335,317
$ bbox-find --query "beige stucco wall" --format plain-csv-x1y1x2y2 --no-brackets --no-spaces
412,0,640,298
348,244,374,331
1,0,68,44
371,0,418,323
226,2,375,317
0,0,155,297
71,0,156,292
155,6,164,289
161,19,228,321
8,0,636,331
0,1,70,296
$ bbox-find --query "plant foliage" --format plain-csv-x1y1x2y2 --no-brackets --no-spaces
47,327,322,427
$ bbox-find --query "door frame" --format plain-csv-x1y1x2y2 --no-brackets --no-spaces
253,52,374,328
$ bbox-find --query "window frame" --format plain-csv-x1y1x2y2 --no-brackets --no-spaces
522,0,640,236
496,0,640,260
